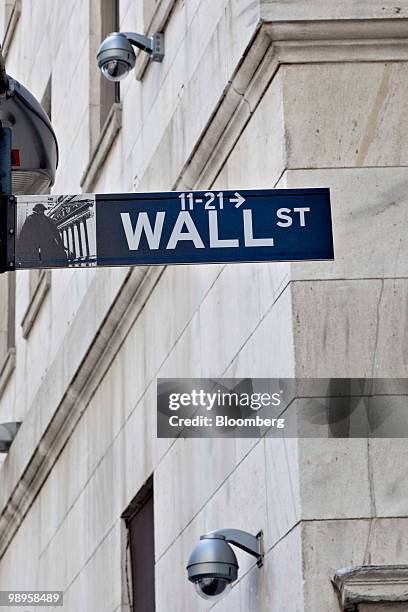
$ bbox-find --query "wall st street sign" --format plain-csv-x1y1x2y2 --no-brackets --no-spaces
10,188,333,270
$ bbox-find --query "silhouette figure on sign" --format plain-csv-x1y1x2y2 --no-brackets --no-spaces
18,203,68,266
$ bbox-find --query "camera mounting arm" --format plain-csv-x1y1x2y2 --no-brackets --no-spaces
122,32,164,62
205,529,264,567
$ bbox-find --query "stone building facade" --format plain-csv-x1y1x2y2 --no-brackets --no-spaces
0,1,407,611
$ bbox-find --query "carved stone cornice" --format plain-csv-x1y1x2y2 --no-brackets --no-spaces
333,566,408,611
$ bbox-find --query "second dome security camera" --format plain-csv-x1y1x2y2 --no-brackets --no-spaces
186,528,263,602
97,31,164,82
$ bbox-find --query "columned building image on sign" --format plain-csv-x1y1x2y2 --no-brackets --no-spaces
0,1,407,612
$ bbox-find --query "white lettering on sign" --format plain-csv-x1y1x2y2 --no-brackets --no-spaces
166,211,205,249
277,207,311,227
243,210,274,247
230,192,245,208
276,208,292,227
179,191,245,210
120,212,165,250
293,207,310,227
208,210,239,248
120,209,283,252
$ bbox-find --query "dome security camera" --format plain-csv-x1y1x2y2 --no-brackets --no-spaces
97,31,164,82
97,33,135,82
186,529,263,602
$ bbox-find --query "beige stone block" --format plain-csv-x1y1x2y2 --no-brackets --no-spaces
264,525,304,611
52,3,90,119
224,281,295,379
282,62,408,169
0,497,41,590
155,514,208,612
124,264,225,389
373,279,408,377
367,518,408,565
43,488,89,589
121,79,142,163
122,393,157,505
204,441,267,575
50,0,78,60
172,0,227,85
55,124,90,192
369,439,408,518
302,519,372,611
119,0,138,32
85,365,131,477
299,439,372,520
155,263,224,356
292,279,408,378
264,438,301,545
197,261,290,376
154,435,238,559
236,563,262,612
157,311,203,380
213,581,241,612
221,283,295,464
63,522,123,612
281,167,408,282
27,33,52,101
85,381,156,515
38,417,89,553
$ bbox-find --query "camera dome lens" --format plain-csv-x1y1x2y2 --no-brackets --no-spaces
101,59,130,82
194,578,231,601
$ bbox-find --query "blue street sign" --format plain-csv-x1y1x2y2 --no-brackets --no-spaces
14,188,333,270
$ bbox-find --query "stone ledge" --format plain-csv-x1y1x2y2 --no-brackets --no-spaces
21,270,51,339
265,18,408,42
265,19,408,65
260,0,408,22
2,0,21,58
333,565,408,611
80,103,122,193
0,348,16,398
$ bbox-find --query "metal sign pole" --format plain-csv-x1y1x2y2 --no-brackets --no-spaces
0,126,15,273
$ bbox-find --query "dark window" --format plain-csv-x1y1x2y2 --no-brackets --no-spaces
100,0,120,130
122,477,156,612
